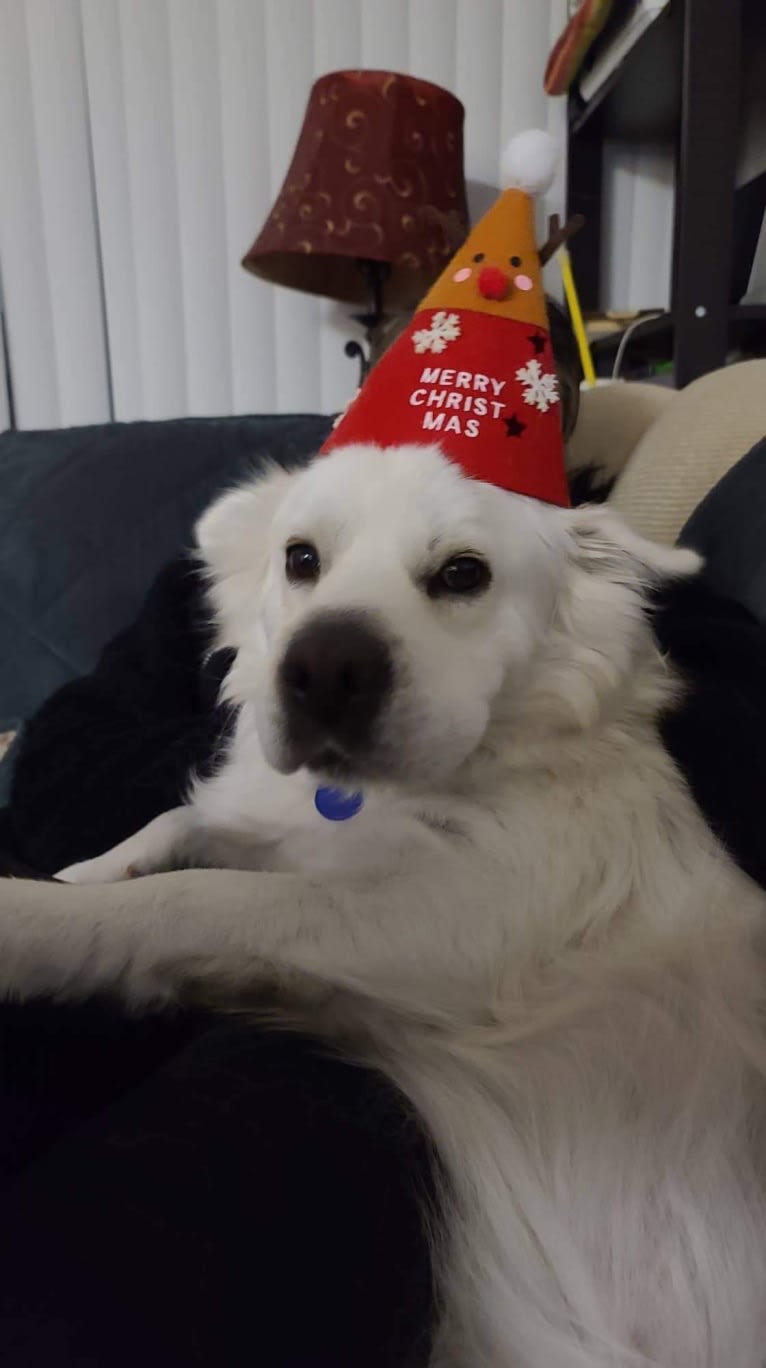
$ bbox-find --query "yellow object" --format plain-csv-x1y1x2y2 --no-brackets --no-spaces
558,248,597,387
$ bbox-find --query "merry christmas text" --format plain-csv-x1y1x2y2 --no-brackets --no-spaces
408,366,507,438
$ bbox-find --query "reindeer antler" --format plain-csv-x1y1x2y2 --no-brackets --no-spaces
539,212,585,266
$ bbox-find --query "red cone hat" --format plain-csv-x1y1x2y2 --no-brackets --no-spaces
321,130,569,508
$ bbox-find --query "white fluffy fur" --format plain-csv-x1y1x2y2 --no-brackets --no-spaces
501,128,558,196
21,441,766,1365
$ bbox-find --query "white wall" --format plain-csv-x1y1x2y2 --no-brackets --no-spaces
601,141,675,312
0,0,567,430
0,272,10,432
0,0,111,429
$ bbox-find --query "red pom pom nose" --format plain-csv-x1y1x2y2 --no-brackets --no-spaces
478,265,510,300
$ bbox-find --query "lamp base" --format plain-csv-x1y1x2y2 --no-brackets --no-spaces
345,260,392,386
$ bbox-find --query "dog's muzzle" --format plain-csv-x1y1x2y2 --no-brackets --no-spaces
278,612,393,770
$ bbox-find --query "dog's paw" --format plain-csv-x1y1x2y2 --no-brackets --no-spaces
54,810,192,885
56,854,140,884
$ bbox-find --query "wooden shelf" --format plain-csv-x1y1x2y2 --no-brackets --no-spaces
589,305,766,376
566,0,766,388
568,5,675,136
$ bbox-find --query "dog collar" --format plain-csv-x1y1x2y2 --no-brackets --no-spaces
314,787,364,821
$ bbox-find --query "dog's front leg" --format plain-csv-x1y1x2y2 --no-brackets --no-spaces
0,863,499,1012
56,807,197,884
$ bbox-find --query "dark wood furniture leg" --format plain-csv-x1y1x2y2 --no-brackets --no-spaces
568,105,605,314
672,0,742,387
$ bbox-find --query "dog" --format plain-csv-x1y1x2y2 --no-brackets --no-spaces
8,440,766,1365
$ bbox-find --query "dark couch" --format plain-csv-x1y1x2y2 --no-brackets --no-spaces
0,413,332,736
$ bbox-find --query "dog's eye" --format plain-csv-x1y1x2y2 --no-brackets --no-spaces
285,542,321,584
429,555,491,598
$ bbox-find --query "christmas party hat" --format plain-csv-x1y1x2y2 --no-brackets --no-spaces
321,129,570,507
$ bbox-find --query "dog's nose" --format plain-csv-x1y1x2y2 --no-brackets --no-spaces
279,614,393,754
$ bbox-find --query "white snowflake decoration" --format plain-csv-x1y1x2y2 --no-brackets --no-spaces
412,310,461,355
515,358,559,413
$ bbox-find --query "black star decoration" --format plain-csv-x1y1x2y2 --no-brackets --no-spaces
528,332,546,355
505,413,526,439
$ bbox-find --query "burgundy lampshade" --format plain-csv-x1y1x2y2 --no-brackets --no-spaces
242,70,469,310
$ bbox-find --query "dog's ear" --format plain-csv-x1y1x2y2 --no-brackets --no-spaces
195,464,297,580
525,505,702,735
566,504,701,586
194,464,298,649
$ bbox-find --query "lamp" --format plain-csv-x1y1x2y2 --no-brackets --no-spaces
242,70,469,384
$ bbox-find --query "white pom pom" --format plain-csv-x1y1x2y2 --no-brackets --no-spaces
501,129,558,196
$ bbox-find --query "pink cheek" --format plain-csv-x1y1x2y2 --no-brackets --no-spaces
515,274,534,292
452,267,472,283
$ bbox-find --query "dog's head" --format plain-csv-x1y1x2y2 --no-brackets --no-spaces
196,444,698,786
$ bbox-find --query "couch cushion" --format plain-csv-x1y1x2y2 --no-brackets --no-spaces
0,414,332,726
611,359,766,546
567,381,674,503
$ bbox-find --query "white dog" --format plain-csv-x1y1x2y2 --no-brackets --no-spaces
10,441,766,1366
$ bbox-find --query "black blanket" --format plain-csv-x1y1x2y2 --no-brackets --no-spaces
0,1005,438,1367
2,557,232,875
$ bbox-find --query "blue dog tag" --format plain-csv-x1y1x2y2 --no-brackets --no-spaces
314,786,364,821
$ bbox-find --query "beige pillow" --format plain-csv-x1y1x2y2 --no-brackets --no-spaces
611,360,766,545
567,381,674,494
0,731,16,762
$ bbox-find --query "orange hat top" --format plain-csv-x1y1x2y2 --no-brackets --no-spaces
321,129,569,508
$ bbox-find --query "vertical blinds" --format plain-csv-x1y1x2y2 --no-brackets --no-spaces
0,0,567,430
